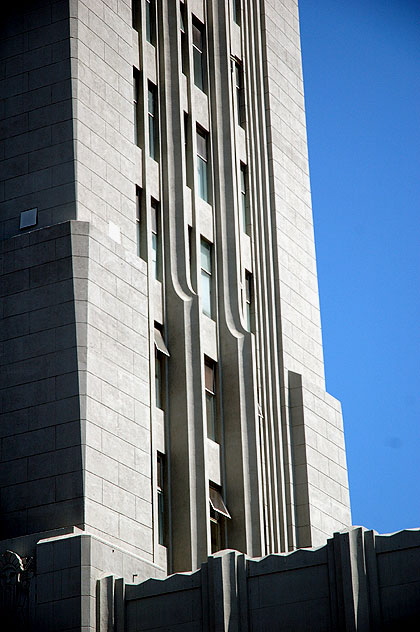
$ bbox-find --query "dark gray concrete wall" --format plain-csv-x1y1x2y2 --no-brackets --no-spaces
0,0,76,241
0,222,83,538
117,528,420,632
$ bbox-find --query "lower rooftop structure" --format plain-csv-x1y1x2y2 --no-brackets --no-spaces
1,527,419,630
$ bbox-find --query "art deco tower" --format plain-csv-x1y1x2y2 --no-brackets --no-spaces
0,0,350,627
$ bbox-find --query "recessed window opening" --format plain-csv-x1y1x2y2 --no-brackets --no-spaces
240,163,250,234
133,68,140,146
196,127,209,202
157,453,166,545
146,0,156,45
245,271,252,332
234,60,245,127
151,199,160,280
192,18,206,92
200,239,212,318
232,0,241,26
136,186,142,257
209,485,231,553
205,358,216,440
148,82,158,161
180,3,188,75
132,0,141,30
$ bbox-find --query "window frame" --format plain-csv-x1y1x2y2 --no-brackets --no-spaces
244,271,253,332
232,0,241,26
192,18,206,92
200,238,213,318
146,0,156,45
157,453,166,546
151,198,160,280
133,68,140,146
148,82,159,161
205,358,216,440
209,484,231,553
234,59,245,127
136,185,142,257
196,127,209,202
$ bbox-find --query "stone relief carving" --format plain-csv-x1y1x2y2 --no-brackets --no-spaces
0,550,34,629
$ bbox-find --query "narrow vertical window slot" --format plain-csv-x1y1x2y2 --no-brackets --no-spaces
200,238,212,318
234,60,245,127
184,112,192,187
133,68,140,146
157,453,166,545
232,0,241,26
180,3,188,75
196,127,209,202
192,18,206,92
240,163,250,234
245,271,253,332
151,199,160,280
205,358,216,440
148,82,159,161
132,0,141,31
136,186,142,257
146,0,156,45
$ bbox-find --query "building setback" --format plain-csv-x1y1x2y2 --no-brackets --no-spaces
1,0,351,628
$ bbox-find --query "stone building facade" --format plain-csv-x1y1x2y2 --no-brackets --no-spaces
1,0,353,628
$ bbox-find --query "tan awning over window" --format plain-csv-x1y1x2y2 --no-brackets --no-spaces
209,486,231,519
154,328,170,356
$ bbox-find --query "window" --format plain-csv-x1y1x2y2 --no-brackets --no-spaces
180,3,188,75
205,358,216,440
200,239,212,318
146,0,156,45
196,128,209,202
188,225,194,285
155,350,163,409
136,186,142,257
232,0,241,25
151,199,160,280
209,485,231,553
157,453,165,545
133,68,140,146
154,325,169,411
192,18,206,92
132,0,141,30
240,163,249,233
148,82,158,160
244,271,252,332
184,112,191,187
234,60,245,127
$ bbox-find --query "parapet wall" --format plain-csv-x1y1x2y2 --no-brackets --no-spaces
101,526,420,631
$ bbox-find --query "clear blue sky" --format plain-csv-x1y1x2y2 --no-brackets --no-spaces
299,0,420,534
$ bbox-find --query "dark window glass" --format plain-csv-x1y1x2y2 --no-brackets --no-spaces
148,83,158,160
133,68,140,146
157,453,165,545
192,19,206,91
132,0,141,30
200,239,212,318
180,3,188,75
205,358,216,439
232,0,241,25
245,271,252,331
151,199,160,280
234,60,245,127
146,0,156,45
240,163,250,233
136,186,142,257
196,128,209,202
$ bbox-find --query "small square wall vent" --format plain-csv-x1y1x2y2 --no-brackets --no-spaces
20,208,38,229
